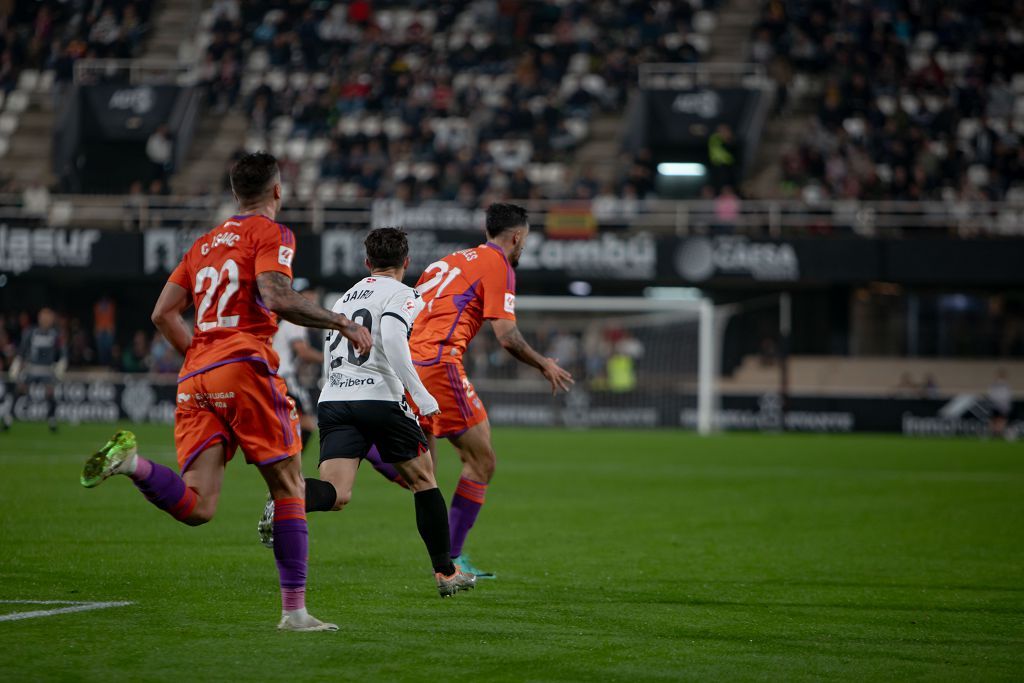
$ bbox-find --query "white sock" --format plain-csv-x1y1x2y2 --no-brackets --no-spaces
282,607,310,620
122,453,139,475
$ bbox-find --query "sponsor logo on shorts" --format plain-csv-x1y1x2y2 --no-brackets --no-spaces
193,391,235,409
278,245,294,267
328,374,376,388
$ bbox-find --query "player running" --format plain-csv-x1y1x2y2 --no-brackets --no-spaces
406,203,573,578
5,308,66,432
79,152,372,632
259,228,476,598
272,278,324,452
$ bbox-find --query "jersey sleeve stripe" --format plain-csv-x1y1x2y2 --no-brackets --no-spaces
381,311,410,331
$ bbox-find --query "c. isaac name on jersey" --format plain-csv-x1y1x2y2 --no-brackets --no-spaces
200,231,241,256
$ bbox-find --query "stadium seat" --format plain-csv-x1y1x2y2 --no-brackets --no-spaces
967,165,990,187
339,182,360,200
307,138,329,161
5,90,29,114
48,200,72,227
265,70,288,92
360,116,382,137
382,118,407,140
338,117,360,137
286,138,307,162
316,181,338,201
244,135,266,153
247,50,269,73
0,136,8,158
688,34,711,55
0,113,18,135
17,69,39,92
565,118,589,142
693,11,717,34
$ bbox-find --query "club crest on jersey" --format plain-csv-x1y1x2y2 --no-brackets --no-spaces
504,293,516,314
278,245,294,267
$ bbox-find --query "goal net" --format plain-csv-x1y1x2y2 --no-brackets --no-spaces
466,296,716,433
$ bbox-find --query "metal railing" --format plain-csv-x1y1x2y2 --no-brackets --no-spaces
639,63,769,89
1,194,1023,238
73,59,196,86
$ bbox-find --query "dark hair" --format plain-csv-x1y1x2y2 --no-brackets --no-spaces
364,227,409,269
485,202,528,238
229,152,279,202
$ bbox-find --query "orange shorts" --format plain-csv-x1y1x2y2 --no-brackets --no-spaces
414,362,487,438
174,359,301,472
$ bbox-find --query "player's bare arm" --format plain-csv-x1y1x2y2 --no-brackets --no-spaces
151,281,193,356
257,271,372,355
491,318,574,394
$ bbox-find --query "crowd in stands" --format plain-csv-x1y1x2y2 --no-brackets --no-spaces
0,302,183,376
753,1,1024,202
200,0,717,204
0,1,151,93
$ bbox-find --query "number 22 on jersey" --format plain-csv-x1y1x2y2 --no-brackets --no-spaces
195,258,240,331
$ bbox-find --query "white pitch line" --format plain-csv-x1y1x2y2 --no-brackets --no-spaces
0,600,133,622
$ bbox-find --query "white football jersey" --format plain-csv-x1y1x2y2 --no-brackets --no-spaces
272,319,306,382
319,275,424,403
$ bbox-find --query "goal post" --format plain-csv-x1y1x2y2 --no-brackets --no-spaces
468,295,717,434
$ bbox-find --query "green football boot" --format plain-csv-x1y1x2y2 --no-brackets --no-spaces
453,554,496,580
80,430,138,488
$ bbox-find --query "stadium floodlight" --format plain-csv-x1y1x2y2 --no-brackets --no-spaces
474,296,717,435
657,162,706,177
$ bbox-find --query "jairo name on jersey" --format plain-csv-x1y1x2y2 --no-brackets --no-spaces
341,289,374,303
328,373,376,388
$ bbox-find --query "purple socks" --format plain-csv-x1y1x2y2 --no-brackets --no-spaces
273,497,308,611
449,477,487,558
129,457,198,522
364,445,409,489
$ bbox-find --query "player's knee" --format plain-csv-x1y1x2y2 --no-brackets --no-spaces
404,469,437,492
477,450,497,481
185,504,215,526
331,489,352,511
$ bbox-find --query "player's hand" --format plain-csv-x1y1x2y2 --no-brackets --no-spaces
417,395,441,417
541,358,574,395
340,318,372,356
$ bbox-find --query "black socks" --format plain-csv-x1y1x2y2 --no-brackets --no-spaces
414,488,455,575
304,478,338,512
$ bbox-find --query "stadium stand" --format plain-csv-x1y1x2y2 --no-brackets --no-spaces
0,1,158,191
753,1,1024,203
182,0,723,202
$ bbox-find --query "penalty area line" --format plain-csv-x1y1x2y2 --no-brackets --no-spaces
0,600,133,622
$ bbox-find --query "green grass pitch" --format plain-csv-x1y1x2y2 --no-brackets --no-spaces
1,423,1022,681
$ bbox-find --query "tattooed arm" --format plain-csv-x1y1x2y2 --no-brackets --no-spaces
491,318,574,394
257,271,372,354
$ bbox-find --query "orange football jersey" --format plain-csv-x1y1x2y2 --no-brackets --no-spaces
168,214,296,378
410,242,516,366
